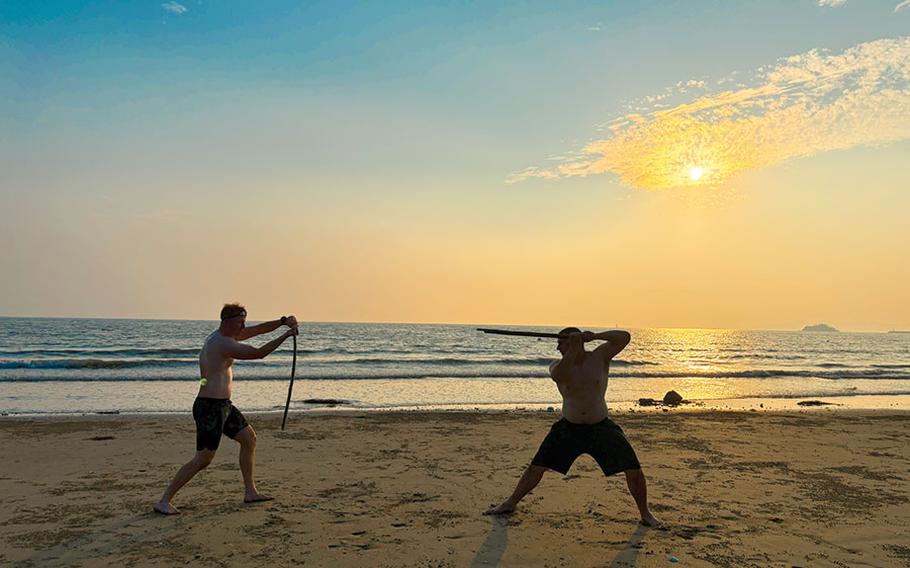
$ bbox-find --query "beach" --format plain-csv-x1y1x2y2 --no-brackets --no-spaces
2,409,909,567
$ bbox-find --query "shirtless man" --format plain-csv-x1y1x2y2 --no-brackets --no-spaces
154,303,298,515
486,328,660,526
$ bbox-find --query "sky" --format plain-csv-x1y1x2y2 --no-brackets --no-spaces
1,0,909,331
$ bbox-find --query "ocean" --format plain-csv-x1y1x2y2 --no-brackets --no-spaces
1,317,909,415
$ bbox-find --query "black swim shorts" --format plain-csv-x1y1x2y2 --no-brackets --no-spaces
192,397,250,451
531,417,641,476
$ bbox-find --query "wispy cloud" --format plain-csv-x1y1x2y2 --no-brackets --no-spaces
509,37,910,189
896,1,910,12
162,2,188,15
816,0,847,6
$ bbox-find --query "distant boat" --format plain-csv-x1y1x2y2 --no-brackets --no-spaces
802,323,839,332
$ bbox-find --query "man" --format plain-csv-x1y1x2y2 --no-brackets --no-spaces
154,303,298,515
486,328,660,526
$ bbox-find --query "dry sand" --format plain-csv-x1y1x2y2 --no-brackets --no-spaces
1,409,909,567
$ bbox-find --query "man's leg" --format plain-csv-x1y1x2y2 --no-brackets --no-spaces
624,468,660,526
154,449,216,515
485,464,548,515
235,425,273,503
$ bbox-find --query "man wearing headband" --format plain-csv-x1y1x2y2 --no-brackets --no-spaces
154,303,298,515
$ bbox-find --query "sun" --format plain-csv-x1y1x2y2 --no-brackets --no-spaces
688,166,704,181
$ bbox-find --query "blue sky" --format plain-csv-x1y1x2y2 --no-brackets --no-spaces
5,1,905,130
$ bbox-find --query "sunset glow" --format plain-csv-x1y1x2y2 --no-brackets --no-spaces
510,38,910,191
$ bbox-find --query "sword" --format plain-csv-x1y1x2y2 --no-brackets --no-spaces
281,333,297,431
477,328,566,339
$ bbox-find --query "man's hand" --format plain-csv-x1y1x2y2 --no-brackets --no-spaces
286,326,299,338
284,315,298,329
581,331,596,343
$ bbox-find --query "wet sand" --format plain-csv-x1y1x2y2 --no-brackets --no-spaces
1,409,909,567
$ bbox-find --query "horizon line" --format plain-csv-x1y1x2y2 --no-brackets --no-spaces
0,314,900,334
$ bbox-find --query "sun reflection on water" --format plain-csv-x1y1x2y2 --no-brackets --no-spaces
632,327,751,400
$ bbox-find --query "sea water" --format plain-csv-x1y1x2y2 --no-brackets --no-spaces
1,318,908,414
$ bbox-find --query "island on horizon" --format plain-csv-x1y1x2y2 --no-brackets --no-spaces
802,323,839,332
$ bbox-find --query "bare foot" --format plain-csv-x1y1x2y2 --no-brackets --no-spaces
153,501,179,515
640,511,661,527
244,491,274,504
483,502,516,516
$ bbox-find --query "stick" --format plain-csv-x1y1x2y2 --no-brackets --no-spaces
477,328,566,339
281,334,297,431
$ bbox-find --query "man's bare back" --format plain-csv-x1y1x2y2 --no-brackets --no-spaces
198,332,241,399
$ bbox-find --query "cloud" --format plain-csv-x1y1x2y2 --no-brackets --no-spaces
816,0,847,6
162,2,188,15
509,37,910,189
896,1,910,12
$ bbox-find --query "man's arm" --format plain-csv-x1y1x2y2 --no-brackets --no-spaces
549,333,583,383
222,329,298,360
236,315,297,341
588,330,631,361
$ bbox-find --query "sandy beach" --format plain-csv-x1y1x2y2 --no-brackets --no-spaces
1,409,909,567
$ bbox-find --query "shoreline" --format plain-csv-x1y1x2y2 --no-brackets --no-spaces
4,392,910,419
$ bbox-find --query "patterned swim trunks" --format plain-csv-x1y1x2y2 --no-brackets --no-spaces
192,397,250,451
